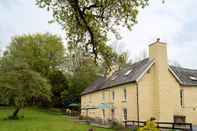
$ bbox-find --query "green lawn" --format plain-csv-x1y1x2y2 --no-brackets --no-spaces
0,107,114,131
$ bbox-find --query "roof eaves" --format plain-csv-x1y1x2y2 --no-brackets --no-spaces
81,80,137,96
136,58,155,82
168,66,184,85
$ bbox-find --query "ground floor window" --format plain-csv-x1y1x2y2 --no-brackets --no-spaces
102,109,105,120
174,115,186,123
111,109,115,120
123,108,127,121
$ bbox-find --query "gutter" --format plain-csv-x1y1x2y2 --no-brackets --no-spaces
136,82,140,128
81,81,136,96
168,67,184,85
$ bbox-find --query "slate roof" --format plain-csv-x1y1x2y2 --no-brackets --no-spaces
82,58,197,96
81,58,154,95
169,66,197,86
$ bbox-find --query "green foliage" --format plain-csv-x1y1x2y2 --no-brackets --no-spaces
63,57,101,105
138,120,159,131
0,60,51,118
49,70,69,107
2,33,67,107
36,0,149,60
8,33,64,77
0,33,67,117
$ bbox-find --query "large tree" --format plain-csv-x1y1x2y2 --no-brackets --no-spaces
2,33,66,108
0,56,51,119
36,0,149,61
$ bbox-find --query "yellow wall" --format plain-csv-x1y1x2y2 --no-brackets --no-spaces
81,83,138,123
181,87,197,124
138,64,154,121
149,41,197,124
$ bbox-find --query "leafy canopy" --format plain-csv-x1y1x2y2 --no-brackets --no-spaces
0,56,51,118
0,33,66,117
7,33,64,77
36,0,149,60
5,33,67,108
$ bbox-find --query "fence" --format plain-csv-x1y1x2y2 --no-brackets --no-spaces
124,120,193,131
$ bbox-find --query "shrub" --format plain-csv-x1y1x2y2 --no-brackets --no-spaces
138,119,159,131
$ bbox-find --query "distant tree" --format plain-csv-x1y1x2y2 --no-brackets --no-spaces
63,54,103,105
36,0,150,61
64,40,127,75
0,57,51,119
49,70,69,107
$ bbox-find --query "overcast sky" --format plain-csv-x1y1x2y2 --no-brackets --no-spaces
0,0,197,69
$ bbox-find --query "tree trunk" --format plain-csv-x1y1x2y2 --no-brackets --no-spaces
11,107,20,119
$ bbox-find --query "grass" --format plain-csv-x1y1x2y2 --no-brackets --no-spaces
0,107,114,131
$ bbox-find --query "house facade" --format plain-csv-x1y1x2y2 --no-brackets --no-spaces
80,39,197,125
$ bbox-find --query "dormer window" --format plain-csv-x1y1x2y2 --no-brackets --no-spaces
111,75,118,80
189,76,197,81
124,69,133,76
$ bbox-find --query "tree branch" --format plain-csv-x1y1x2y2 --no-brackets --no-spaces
82,4,99,13
67,0,98,61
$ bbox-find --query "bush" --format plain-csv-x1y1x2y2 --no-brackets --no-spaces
138,119,159,131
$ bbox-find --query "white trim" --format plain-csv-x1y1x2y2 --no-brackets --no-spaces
136,59,155,82
168,67,184,85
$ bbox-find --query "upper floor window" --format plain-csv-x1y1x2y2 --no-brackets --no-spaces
180,89,184,107
124,69,133,76
112,91,115,101
123,88,127,101
189,76,197,81
111,75,118,81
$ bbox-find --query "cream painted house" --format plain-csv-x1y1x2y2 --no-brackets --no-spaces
81,39,197,125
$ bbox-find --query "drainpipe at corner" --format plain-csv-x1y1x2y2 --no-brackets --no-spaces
136,82,140,128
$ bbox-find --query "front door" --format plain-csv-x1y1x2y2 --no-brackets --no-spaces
174,115,186,123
